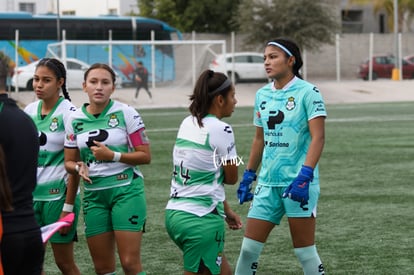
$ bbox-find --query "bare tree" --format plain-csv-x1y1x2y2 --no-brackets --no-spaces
232,0,340,52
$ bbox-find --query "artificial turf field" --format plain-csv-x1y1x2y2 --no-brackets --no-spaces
44,102,414,274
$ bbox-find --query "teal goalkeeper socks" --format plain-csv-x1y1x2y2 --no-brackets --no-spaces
235,237,264,275
294,245,325,275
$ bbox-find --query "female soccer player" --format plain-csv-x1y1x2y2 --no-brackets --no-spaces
0,145,13,275
235,38,327,275
165,69,242,275
64,63,150,275
0,51,44,275
24,58,81,275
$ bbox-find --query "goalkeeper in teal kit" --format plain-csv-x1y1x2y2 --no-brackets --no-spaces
235,38,327,275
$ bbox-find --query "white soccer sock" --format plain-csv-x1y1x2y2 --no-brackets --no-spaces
294,245,325,275
235,237,264,275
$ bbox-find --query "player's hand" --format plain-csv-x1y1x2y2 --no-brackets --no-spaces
77,161,92,184
58,211,74,235
237,169,256,204
90,140,113,161
282,165,314,205
225,209,243,230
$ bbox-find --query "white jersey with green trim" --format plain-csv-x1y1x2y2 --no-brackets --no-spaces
166,115,237,217
64,100,146,191
24,97,77,201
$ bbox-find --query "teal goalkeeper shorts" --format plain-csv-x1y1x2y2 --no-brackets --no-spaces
82,176,147,237
165,209,225,275
247,183,320,225
33,194,81,243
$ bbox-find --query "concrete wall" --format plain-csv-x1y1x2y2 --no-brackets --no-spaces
182,32,414,80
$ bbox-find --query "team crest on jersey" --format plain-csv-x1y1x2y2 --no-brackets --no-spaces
108,114,119,128
216,253,223,266
285,97,296,111
49,117,59,132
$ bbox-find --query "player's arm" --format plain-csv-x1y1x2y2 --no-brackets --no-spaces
246,126,264,171
237,126,264,204
223,161,238,185
90,128,151,166
304,116,325,168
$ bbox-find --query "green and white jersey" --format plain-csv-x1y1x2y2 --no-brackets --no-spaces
24,97,77,201
166,115,237,217
65,100,145,191
253,77,327,187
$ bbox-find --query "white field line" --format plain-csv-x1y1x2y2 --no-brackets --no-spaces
145,114,414,133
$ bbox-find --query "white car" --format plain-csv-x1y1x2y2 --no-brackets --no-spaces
11,58,122,90
209,52,267,83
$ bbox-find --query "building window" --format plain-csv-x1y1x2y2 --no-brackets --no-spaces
108,8,118,15
341,10,363,33
62,10,76,15
19,3,36,14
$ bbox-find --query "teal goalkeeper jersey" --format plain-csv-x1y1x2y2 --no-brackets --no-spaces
24,97,77,201
64,100,146,191
166,115,238,217
254,77,327,187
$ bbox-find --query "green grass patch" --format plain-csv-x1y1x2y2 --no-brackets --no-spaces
43,102,414,274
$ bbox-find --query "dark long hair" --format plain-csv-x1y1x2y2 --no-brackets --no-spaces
267,38,304,79
189,70,232,127
84,63,116,84
0,51,11,91
36,58,71,101
0,145,13,211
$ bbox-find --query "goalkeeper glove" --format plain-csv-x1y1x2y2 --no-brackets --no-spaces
237,169,256,205
282,165,314,206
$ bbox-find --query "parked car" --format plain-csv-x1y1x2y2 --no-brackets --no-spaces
403,54,414,64
11,58,122,90
209,52,267,83
357,54,414,80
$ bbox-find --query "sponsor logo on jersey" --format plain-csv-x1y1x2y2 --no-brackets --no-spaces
223,125,232,133
265,141,289,147
66,133,76,142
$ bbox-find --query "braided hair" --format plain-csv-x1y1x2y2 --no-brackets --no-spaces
36,58,71,101
189,69,232,127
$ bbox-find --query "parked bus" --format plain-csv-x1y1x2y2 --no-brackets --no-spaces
0,12,182,85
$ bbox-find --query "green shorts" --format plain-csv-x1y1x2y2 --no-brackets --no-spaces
83,176,146,238
33,195,81,244
247,183,320,225
165,209,225,275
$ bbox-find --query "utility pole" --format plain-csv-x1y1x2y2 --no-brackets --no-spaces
57,0,61,41
392,0,399,80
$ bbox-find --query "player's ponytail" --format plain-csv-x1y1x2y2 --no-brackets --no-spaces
189,70,232,127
